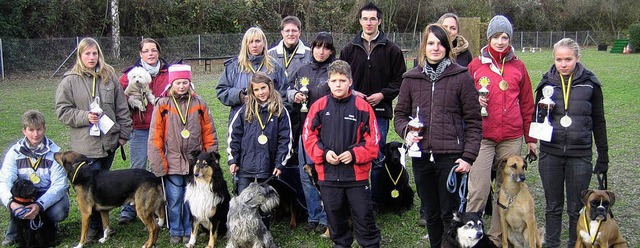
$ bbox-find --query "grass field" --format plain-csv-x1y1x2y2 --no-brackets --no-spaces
0,48,638,247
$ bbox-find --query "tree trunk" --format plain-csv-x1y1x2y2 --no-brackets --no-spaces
111,0,121,60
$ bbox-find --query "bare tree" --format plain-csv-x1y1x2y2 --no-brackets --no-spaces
110,0,120,59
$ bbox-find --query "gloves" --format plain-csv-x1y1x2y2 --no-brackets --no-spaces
593,162,608,174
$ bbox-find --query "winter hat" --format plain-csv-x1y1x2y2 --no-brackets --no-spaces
168,64,192,83
486,15,513,40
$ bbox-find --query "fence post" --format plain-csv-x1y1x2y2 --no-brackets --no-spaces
536,31,539,48
1,38,4,80
520,32,523,49
575,31,578,43
198,34,201,58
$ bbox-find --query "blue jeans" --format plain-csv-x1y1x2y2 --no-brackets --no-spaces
5,194,70,240
120,129,149,220
370,117,389,205
88,152,115,231
298,138,327,225
163,175,192,237
538,152,592,248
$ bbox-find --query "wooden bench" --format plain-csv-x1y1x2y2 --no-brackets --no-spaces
181,55,234,71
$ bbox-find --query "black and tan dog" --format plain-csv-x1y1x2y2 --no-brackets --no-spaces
494,155,542,248
10,179,56,248
54,151,165,248
184,150,230,248
576,189,627,248
371,141,414,214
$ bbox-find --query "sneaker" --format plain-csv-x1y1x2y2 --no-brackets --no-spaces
183,236,190,244
118,217,134,225
302,222,318,232
1,237,15,247
315,223,328,234
170,236,182,244
418,218,427,227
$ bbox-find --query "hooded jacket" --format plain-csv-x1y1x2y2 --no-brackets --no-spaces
394,63,482,164
268,40,312,77
55,71,132,158
119,59,170,130
467,46,536,144
0,137,68,211
339,31,406,119
148,94,218,177
535,63,608,163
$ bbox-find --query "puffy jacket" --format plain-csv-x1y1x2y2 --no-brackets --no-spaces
268,40,312,77
287,58,334,119
394,64,482,164
148,94,218,177
55,71,132,158
119,59,170,130
467,46,536,144
535,63,608,163
216,55,288,120
0,137,68,211
227,105,292,179
339,31,406,119
302,92,379,186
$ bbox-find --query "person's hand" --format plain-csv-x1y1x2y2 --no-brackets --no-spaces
479,95,488,107
404,132,423,147
119,139,127,146
353,90,367,99
337,151,353,164
273,168,282,177
593,162,608,174
88,112,100,124
527,142,538,155
229,164,239,174
326,150,340,165
22,203,41,220
294,92,307,104
454,159,471,174
366,93,384,106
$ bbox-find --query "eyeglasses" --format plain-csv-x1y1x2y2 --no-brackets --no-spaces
360,17,379,23
141,49,159,54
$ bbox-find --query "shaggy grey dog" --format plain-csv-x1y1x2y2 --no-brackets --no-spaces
226,182,280,248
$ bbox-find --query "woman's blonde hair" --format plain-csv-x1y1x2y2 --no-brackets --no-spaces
244,72,283,122
238,27,276,74
71,37,116,83
553,38,581,58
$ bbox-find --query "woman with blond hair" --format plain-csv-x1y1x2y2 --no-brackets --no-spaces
437,13,473,67
217,27,288,120
55,37,132,240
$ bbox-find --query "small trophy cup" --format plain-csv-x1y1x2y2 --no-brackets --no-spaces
538,85,555,111
407,107,424,158
299,77,310,113
89,97,103,136
478,77,490,117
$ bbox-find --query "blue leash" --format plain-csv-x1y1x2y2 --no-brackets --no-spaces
446,164,468,213
12,206,43,230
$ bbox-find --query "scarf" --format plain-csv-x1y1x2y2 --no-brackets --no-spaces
141,59,161,77
488,45,510,62
19,137,48,158
423,58,452,82
452,36,470,56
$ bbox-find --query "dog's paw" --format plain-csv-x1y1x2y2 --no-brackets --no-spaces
73,244,84,248
98,237,108,243
185,243,195,248
157,218,165,227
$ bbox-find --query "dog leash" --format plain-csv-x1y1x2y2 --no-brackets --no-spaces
446,164,468,213
596,172,607,190
12,207,44,230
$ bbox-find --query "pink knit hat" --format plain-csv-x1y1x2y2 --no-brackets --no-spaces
168,64,192,83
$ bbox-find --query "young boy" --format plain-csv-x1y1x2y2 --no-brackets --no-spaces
0,110,70,246
302,60,381,248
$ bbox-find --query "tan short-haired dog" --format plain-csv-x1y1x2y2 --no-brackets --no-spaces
495,155,542,248
576,189,627,248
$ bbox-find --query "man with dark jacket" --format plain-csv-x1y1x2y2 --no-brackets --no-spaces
339,2,406,212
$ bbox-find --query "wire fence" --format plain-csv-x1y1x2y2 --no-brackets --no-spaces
0,30,624,79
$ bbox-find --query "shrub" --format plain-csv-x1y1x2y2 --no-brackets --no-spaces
629,23,640,53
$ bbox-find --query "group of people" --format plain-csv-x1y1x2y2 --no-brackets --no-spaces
0,2,609,248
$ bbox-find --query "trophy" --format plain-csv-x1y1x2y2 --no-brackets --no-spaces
89,97,103,136
299,77,310,113
478,77,490,117
538,85,555,111
407,107,424,158
529,85,555,142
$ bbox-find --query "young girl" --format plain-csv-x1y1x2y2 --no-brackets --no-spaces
228,72,292,226
148,64,218,244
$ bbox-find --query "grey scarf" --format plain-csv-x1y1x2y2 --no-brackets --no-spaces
141,59,160,77
423,58,452,82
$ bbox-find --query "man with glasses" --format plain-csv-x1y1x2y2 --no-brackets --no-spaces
339,2,406,216
268,16,312,78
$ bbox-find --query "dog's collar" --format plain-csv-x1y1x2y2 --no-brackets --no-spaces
71,161,88,183
496,191,516,210
12,197,34,205
582,208,602,245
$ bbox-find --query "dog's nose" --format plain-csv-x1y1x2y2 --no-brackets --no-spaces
518,175,526,182
476,231,484,239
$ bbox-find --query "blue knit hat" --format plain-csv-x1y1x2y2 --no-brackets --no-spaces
486,15,513,40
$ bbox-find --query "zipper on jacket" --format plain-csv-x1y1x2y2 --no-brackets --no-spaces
427,80,436,159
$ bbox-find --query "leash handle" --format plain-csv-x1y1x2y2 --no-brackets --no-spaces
446,164,468,213
119,144,127,161
596,172,607,190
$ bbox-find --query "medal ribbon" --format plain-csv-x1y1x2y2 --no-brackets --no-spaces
91,76,97,98
29,156,43,171
384,162,404,187
172,95,192,126
488,52,506,76
582,209,602,244
249,59,265,74
283,44,299,69
559,72,573,111
256,110,273,132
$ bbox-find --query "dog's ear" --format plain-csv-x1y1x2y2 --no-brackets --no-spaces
605,190,615,206
452,211,461,222
493,157,508,172
191,150,202,160
210,151,221,164
581,189,594,205
54,152,62,165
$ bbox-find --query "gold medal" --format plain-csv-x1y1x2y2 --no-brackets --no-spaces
391,189,399,198
499,80,509,91
181,129,190,139
560,115,572,127
258,134,268,145
29,173,41,184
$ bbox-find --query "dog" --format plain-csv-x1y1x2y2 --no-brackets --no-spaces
494,155,542,248
125,66,156,112
576,190,627,248
371,141,414,214
442,211,496,248
226,181,280,248
54,151,165,248
184,150,230,248
266,168,307,229
10,179,56,248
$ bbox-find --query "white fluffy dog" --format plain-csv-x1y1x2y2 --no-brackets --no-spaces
125,67,156,111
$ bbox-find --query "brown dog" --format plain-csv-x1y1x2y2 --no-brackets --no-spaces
576,190,627,248
495,155,542,248
54,151,165,248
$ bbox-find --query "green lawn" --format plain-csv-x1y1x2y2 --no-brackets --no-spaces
0,48,638,247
